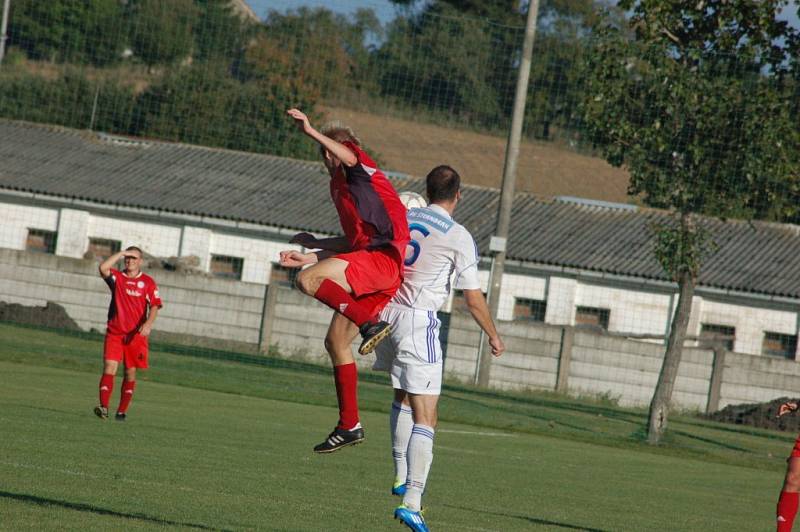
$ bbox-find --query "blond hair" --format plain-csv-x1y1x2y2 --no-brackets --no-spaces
320,121,361,146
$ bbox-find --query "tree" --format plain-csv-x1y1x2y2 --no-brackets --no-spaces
8,0,126,66
132,62,320,160
192,0,256,63
128,0,197,68
582,0,800,443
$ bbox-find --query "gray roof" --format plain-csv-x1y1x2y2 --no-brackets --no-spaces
1,120,798,300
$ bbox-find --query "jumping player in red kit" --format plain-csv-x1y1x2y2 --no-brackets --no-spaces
94,246,162,421
280,108,409,453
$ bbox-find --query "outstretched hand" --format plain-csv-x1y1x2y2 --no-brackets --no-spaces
279,250,317,268
287,108,314,135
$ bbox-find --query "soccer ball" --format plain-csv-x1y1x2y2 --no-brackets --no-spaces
398,191,427,210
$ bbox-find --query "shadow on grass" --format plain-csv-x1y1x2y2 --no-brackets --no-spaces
441,392,597,434
443,503,609,531
0,490,231,531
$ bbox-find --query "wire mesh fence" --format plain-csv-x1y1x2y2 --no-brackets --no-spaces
1,0,800,448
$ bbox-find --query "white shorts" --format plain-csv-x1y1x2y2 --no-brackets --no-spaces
373,305,443,395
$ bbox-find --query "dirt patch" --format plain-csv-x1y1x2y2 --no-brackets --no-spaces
707,397,800,432
320,105,632,204
0,301,81,331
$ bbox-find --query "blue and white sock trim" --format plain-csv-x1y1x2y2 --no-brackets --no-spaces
411,425,435,440
392,401,413,415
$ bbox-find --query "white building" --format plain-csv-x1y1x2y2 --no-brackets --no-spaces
1,120,798,359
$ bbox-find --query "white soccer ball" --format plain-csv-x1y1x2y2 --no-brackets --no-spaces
398,191,427,210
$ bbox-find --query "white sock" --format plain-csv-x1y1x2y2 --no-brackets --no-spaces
403,424,435,512
390,401,414,486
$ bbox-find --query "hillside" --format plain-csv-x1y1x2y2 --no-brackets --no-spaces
321,105,633,203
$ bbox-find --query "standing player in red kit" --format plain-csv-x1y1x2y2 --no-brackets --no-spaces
94,246,162,421
777,400,800,531
280,108,409,453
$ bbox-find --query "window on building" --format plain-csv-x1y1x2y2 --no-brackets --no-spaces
700,323,736,351
451,289,487,313
210,254,244,280
270,262,298,287
513,298,547,322
88,237,121,262
26,228,57,254
575,306,610,330
762,332,798,359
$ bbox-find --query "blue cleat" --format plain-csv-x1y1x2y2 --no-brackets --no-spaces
394,505,429,532
392,481,407,496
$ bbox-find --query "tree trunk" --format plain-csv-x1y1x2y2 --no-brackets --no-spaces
647,268,695,444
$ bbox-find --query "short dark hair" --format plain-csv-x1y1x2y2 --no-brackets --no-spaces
125,246,143,257
426,165,460,203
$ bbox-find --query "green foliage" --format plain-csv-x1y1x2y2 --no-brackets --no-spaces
127,0,198,67
0,69,135,131
134,63,320,159
376,7,506,125
651,216,717,282
583,1,800,223
192,0,256,63
8,0,126,66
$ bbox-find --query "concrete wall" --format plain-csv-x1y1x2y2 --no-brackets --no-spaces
0,248,265,346
2,247,800,411
2,198,798,358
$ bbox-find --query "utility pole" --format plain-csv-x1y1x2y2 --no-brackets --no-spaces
476,0,540,387
0,0,10,66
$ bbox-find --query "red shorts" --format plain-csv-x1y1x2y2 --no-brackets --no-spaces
337,248,402,318
791,435,800,458
104,332,149,369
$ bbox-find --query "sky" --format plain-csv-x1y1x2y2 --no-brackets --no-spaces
246,0,401,23
247,0,800,29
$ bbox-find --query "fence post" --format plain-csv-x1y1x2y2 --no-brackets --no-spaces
258,283,279,354
706,346,726,414
556,326,574,393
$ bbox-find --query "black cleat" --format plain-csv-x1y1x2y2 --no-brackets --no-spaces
358,320,391,355
313,426,365,453
115,412,127,422
94,406,108,420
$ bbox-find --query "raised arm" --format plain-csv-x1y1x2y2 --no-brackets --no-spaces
290,232,351,253
462,289,505,357
286,108,357,167
99,250,132,279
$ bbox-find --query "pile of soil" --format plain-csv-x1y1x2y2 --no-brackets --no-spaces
0,301,80,331
707,398,800,432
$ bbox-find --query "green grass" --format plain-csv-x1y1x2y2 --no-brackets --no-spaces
0,323,791,530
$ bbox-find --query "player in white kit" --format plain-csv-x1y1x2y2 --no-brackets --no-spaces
375,165,505,532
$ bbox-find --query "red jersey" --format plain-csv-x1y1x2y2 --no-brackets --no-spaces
105,269,162,335
330,141,410,261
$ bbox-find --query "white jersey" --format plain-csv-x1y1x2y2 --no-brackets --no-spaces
392,204,481,311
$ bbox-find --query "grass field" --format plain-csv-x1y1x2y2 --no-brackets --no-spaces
0,322,792,531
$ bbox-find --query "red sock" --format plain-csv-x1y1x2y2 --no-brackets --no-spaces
117,380,136,414
99,374,114,408
334,363,359,430
314,279,374,327
778,491,799,532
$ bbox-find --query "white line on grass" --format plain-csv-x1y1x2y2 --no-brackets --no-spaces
438,429,517,437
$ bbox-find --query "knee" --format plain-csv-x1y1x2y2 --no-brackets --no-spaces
324,335,335,355
295,269,318,296
786,470,800,491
